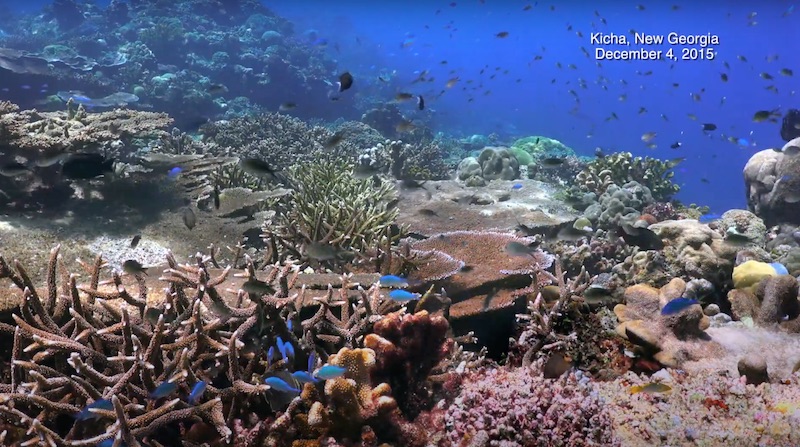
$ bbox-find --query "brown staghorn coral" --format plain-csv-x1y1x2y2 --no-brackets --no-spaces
0,244,431,446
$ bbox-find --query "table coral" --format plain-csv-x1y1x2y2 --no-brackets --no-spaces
0,100,172,153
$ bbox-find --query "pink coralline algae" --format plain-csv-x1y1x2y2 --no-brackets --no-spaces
443,367,618,447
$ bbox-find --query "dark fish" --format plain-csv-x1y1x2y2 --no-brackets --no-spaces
417,95,425,110
353,164,380,179
539,157,565,168
279,102,297,111
207,84,227,94
523,4,532,10
188,381,207,404
213,185,220,209
594,147,605,158
130,235,141,249
143,307,162,325
760,72,773,80
122,259,147,276
496,31,509,38
720,73,729,82
396,120,417,132
753,109,779,122
617,224,664,250
239,158,281,181
306,241,340,261
670,141,682,149
543,352,572,378
780,68,793,76
505,241,538,257
702,123,717,131
395,93,414,101
418,208,438,216
241,278,275,296
150,381,178,399
661,297,699,315
324,132,344,149
62,153,114,179
337,72,354,92
182,207,197,230
35,151,70,167
0,161,30,177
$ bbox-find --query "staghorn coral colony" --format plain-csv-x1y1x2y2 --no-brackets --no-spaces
0,1,798,447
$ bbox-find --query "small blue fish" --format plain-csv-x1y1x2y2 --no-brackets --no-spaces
291,370,319,384
737,138,750,146
511,183,523,190
307,352,316,372
698,213,722,223
167,167,182,179
150,381,178,399
188,381,206,404
771,262,789,275
379,274,409,288
314,365,347,380
276,336,286,359
287,319,293,332
75,399,113,420
97,440,126,447
388,289,420,302
284,341,295,360
661,297,699,315
267,346,276,364
265,376,301,393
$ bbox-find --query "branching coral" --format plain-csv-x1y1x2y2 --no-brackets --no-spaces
200,113,362,171
0,244,436,446
572,152,681,202
261,159,403,269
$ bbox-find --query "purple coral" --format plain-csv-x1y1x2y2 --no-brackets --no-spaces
443,367,617,447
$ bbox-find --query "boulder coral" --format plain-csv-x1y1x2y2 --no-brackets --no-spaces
615,278,720,367
743,140,800,225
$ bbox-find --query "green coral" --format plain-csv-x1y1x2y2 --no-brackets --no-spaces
262,160,403,267
510,135,576,163
572,152,681,202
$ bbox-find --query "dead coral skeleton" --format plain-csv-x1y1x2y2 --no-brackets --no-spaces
514,260,590,367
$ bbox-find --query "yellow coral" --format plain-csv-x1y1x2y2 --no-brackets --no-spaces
733,260,778,290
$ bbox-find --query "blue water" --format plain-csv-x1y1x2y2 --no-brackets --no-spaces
1,0,797,212
268,1,799,211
